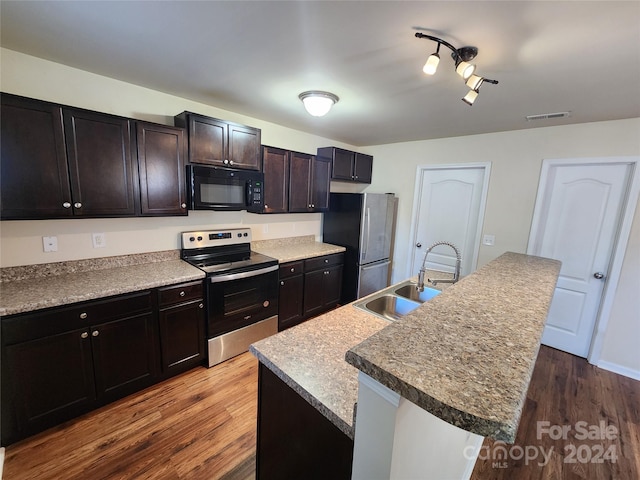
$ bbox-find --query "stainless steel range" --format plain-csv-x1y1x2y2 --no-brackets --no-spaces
181,228,279,367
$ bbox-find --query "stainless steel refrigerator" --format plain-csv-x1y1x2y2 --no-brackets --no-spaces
322,192,397,303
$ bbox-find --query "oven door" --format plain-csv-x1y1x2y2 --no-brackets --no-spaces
207,265,279,338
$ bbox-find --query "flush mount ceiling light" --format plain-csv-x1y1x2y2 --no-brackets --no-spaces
415,32,498,106
298,91,339,117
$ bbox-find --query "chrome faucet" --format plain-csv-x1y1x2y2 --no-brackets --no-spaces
417,241,462,291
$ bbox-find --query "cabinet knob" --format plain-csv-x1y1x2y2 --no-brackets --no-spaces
229,160,234,165
92,330,99,337
264,204,269,208
81,331,89,339
280,281,285,286
290,267,295,272
199,303,204,309
324,259,329,263
80,312,88,319
181,203,187,209
179,291,186,297
223,159,229,165
63,202,72,208
74,202,82,208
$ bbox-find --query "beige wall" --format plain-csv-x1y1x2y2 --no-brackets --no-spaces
1,48,638,375
363,119,640,375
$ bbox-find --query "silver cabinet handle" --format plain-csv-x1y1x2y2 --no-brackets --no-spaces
80,312,88,319
594,272,604,279
92,330,99,337
179,291,186,297
223,159,229,165
280,281,285,286
229,160,234,165
81,332,89,339
290,267,295,272
199,303,204,309
74,202,82,208
181,203,187,209
63,202,72,208
324,259,329,263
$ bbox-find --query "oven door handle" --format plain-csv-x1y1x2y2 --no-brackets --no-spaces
209,264,278,283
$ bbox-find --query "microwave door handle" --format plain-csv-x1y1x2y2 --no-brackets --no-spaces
246,182,252,207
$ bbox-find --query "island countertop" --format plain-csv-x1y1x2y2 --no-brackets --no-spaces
346,252,561,442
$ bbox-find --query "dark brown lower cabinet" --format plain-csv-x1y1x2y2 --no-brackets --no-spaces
256,363,354,480
1,281,206,445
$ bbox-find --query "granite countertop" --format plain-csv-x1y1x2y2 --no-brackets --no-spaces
252,235,345,262
250,306,388,439
0,251,205,316
346,252,561,442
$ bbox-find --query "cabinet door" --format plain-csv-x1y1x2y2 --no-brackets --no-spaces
311,156,331,211
323,264,344,308
90,312,158,402
158,300,206,376
3,327,95,442
137,122,187,216
262,146,289,213
289,151,313,212
353,153,373,183
331,148,355,181
187,114,228,166
303,269,326,318
278,274,304,330
0,94,73,219
63,108,137,216
228,123,261,170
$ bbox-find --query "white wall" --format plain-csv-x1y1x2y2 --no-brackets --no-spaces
363,119,640,374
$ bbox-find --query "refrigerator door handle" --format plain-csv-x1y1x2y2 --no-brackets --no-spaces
363,206,371,260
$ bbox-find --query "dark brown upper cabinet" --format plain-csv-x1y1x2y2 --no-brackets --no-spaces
261,146,289,213
1,93,188,220
289,152,330,213
1,94,73,219
174,111,261,170
317,146,373,184
136,122,187,216
63,108,137,217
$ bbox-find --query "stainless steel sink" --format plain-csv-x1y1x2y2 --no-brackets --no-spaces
357,294,421,321
353,279,442,321
394,284,441,303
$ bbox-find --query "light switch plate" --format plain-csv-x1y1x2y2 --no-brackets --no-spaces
43,236,58,252
92,232,106,248
482,234,495,246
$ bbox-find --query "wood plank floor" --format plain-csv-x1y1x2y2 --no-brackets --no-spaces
4,346,639,479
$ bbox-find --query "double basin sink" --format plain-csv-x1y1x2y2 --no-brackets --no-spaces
353,280,441,322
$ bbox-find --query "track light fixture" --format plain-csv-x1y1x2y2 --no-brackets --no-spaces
415,32,498,106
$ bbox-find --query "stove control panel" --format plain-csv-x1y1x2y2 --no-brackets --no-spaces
181,228,252,249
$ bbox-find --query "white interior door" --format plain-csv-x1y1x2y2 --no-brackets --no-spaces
409,164,490,279
528,160,633,358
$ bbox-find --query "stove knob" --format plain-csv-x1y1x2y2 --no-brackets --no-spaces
237,233,242,238
197,236,203,241
189,237,195,242
243,233,248,237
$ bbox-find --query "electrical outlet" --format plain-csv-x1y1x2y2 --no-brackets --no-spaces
482,234,495,246
92,232,106,248
43,236,58,252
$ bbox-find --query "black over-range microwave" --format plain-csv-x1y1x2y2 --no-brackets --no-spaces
187,164,264,212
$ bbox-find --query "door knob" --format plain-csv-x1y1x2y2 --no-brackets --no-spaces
593,272,604,279
416,243,422,248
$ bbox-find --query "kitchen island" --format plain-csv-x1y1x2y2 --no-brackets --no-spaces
250,252,561,479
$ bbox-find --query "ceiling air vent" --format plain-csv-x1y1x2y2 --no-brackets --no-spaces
526,112,571,121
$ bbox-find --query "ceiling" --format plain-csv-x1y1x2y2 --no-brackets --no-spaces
1,1,639,147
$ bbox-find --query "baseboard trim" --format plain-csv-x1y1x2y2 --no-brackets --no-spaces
597,360,640,381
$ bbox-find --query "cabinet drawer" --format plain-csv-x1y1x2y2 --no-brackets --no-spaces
279,261,304,279
2,291,152,345
304,253,343,272
158,281,203,307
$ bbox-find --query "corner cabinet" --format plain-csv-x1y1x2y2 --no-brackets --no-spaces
0,93,188,220
289,152,330,213
317,146,373,184
174,111,261,170
1,291,157,444
1,280,207,445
